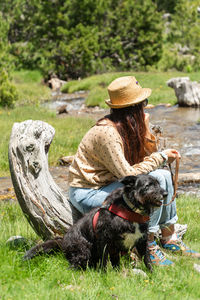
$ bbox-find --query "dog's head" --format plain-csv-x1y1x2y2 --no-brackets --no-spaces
120,174,168,215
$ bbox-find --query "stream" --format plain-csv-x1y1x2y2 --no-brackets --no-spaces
147,105,200,174
44,93,200,196
148,105,200,196
1,94,199,198
44,93,200,174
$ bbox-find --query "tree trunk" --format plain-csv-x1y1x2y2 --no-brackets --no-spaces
8,120,81,240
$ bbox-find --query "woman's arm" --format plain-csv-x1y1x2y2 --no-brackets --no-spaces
97,127,167,178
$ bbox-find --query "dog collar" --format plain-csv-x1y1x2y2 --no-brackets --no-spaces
93,204,149,233
123,193,146,216
122,193,135,210
108,204,149,224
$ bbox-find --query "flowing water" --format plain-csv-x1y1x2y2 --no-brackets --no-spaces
44,93,200,175
43,91,87,111
148,105,200,174
1,95,200,196
45,91,200,173
147,105,200,196
43,93,200,196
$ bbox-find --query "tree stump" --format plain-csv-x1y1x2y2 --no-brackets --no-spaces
167,77,200,107
8,120,81,240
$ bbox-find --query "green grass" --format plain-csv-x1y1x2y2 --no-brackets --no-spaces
1,70,200,299
1,195,200,300
61,71,200,107
1,69,200,177
0,106,94,176
12,70,51,105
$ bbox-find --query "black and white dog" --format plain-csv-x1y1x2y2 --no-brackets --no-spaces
23,174,167,271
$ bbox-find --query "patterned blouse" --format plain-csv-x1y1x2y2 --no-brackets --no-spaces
68,119,164,189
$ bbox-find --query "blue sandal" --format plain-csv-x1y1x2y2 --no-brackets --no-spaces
161,239,200,258
148,241,174,266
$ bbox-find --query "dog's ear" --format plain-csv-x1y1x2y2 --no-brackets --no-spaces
119,176,137,186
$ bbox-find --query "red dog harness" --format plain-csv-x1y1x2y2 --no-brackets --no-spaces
92,204,149,233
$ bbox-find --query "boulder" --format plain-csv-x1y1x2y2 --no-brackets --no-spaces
167,77,200,107
48,78,67,91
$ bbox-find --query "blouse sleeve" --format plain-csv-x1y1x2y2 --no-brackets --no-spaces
97,127,164,179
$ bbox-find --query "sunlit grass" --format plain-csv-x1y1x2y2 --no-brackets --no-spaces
61,70,200,108
0,195,200,299
10,69,200,108
1,69,200,176
1,70,200,299
12,70,51,105
0,106,94,176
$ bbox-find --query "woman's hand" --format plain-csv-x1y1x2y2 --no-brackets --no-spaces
163,149,181,164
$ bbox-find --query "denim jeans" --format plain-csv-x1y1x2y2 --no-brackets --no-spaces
69,169,178,233
69,181,124,214
148,169,178,233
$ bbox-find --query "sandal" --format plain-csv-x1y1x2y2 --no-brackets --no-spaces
161,238,200,258
148,241,174,266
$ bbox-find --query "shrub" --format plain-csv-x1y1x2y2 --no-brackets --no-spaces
4,0,163,79
158,0,200,72
0,12,14,73
0,70,18,108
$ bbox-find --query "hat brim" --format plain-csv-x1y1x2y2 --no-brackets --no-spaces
105,88,152,108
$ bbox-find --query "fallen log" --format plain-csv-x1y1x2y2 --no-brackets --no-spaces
178,172,200,184
8,120,81,240
8,120,198,242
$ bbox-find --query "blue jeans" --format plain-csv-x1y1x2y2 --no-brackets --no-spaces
69,169,178,233
148,169,178,233
69,181,124,214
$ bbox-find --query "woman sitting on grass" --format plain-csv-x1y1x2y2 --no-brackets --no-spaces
68,76,200,266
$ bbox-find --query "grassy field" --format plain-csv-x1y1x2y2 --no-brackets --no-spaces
12,70,51,105
0,70,93,176
0,69,199,176
0,106,94,176
11,69,200,109
61,70,200,107
1,70,200,299
1,195,200,300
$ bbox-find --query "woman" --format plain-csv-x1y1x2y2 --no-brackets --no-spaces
69,76,200,266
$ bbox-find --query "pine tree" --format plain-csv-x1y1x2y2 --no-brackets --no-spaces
0,12,18,107
166,0,200,71
2,0,164,78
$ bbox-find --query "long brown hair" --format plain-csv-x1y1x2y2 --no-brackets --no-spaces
97,103,147,165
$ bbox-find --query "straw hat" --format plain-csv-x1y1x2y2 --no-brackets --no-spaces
105,76,152,108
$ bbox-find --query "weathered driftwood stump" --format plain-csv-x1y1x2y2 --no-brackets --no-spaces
8,120,81,240
167,77,200,107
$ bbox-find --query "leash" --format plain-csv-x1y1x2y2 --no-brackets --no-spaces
163,154,180,206
93,154,180,229
151,127,180,207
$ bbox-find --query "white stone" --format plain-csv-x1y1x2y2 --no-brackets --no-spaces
167,77,200,107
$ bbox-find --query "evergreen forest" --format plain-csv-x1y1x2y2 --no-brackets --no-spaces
1,0,200,105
